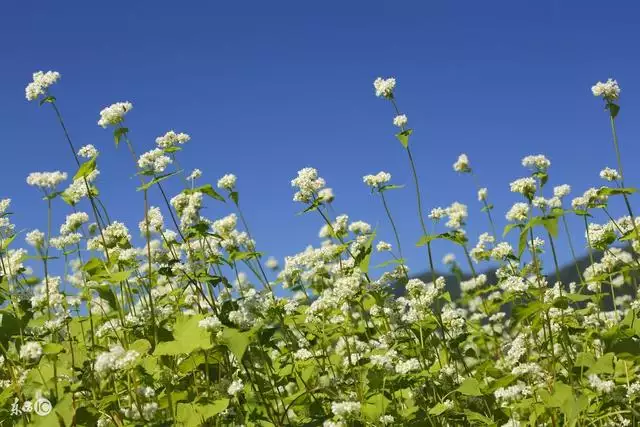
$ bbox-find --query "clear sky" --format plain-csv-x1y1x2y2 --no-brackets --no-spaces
3,1,640,277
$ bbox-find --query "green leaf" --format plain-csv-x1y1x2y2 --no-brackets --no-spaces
73,157,96,181
395,129,413,148
587,353,615,375
503,223,519,237
456,377,483,396
137,170,182,191
192,184,225,202
221,328,251,361
428,402,449,415
230,191,239,205
106,270,133,283
113,127,129,147
598,186,637,196
176,399,230,427
39,95,56,106
379,184,404,192
464,410,495,425
518,228,528,258
542,216,559,238
42,343,64,356
362,393,390,421
374,258,406,269
154,315,213,356
357,232,376,274
608,102,620,119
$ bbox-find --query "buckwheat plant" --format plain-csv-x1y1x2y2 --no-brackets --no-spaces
1,72,640,427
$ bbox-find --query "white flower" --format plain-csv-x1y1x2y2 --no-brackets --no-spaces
318,188,334,202
510,177,536,197
445,202,467,229
19,342,43,362
137,149,172,174
376,241,392,252
294,348,313,360
521,154,550,171
26,171,68,190
60,212,89,234
98,102,133,128
331,401,361,418
429,207,447,220
50,233,82,249
227,379,244,396
393,114,408,128
592,79,620,100
373,77,396,98
395,358,421,375
265,256,279,269
217,174,237,191
291,167,326,203
478,188,488,201
506,202,529,222
553,184,571,198
25,71,60,101
155,130,190,149
453,154,470,173
348,221,371,235
94,345,140,376
443,253,456,265
78,144,98,159
139,206,164,234
25,229,45,247
198,316,222,331
600,167,621,181
187,169,202,181
363,171,391,188
588,374,615,393
491,242,513,260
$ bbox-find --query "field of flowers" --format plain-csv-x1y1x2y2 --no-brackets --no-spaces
0,72,638,426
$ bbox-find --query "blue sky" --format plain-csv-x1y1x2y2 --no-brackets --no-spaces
3,1,640,277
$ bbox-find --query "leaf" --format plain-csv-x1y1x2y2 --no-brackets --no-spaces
113,127,129,147
39,95,56,106
130,339,152,355
73,157,96,181
137,170,182,191
230,191,239,205
176,400,229,427
464,410,496,425
598,186,637,196
42,343,64,356
587,353,615,375
357,232,376,274
106,270,133,283
221,328,251,361
374,258,406,269
154,315,213,356
503,223,519,237
542,216,559,238
362,393,390,420
193,184,225,202
518,228,528,258
379,184,404,192
608,102,620,119
456,377,483,396
395,129,413,148
429,402,450,415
